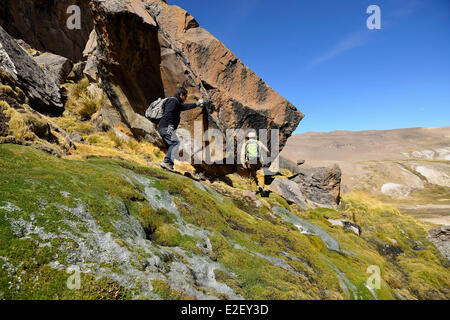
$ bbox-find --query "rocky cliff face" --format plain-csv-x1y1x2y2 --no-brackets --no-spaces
0,26,64,114
0,0,94,61
0,0,303,173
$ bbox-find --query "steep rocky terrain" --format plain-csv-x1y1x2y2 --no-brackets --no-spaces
0,0,449,300
1,0,302,171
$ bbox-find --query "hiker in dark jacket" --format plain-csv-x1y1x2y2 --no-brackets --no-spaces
158,87,204,171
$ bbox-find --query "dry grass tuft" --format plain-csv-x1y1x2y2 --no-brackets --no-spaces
65,79,103,120
0,101,36,140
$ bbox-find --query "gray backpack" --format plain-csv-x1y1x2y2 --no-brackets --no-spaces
145,97,174,120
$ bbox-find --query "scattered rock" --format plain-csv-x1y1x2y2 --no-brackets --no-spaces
327,219,361,236
15,39,33,52
427,226,450,260
378,242,403,258
69,132,84,143
412,241,425,251
113,128,132,142
269,178,308,209
34,52,73,85
242,190,257,201
83,54,100,83
386,237,398,247
290,165,341,209
83,29,98,58
68,62,87,82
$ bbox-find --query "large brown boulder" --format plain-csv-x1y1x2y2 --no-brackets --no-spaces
88,0,167,147
145,0,303,150
2,0,304,174
0,26,63,114
89,0,303,170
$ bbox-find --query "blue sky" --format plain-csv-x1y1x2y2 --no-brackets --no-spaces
171,0,450,134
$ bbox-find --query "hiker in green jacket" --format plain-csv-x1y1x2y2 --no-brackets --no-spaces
240,131,269,192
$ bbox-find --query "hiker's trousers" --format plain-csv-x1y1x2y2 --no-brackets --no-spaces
158,125,179,166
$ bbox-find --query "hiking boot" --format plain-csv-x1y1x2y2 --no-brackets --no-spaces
160,162,174,172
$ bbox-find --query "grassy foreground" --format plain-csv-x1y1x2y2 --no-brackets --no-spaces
0,144,448,300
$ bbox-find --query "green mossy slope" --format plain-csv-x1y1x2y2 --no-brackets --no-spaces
0,144,448,300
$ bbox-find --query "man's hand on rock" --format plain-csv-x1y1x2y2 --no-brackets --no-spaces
196,98,204,107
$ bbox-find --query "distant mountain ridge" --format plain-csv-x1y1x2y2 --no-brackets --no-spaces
282,127,450,162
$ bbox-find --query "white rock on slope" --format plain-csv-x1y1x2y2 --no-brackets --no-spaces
381,183,412,198
414,166,450,187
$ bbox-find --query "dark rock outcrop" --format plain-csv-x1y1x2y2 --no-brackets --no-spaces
290,165,342,209
88,0,169,147
428,226,450,261
0,26,63,114
377,242,403,259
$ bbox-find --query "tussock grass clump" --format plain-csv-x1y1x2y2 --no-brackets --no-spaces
70,78,89,99
0,100,10,110
65,78,103,120
86,132,116,148
0,101,37,141
0,85,15,96
76,128,163,164
78,93,103,120
52,115,95,136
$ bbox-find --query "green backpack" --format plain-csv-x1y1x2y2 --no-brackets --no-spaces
246,140,260,161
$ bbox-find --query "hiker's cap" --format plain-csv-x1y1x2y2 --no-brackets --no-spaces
248,131,257,139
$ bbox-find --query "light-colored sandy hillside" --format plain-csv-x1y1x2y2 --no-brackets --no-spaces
281,127,450,225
